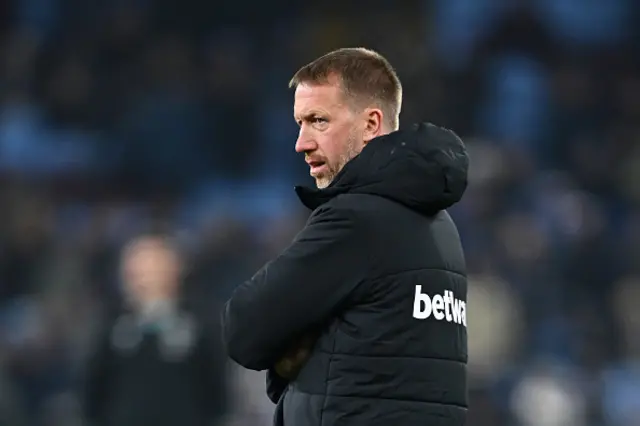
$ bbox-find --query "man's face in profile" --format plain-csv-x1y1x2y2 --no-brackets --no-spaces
293,77,365,188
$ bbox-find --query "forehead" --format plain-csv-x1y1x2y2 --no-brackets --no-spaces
124,238,174,259
293,82,347,116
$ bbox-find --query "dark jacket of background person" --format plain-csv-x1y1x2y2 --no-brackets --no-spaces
82,299,229,426
222,122,470,426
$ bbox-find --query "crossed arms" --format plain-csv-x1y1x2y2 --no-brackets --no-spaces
221,203,368,372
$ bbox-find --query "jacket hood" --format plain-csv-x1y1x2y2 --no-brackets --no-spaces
295,122,469,215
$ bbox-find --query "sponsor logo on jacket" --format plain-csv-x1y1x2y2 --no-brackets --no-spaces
413,285,467,326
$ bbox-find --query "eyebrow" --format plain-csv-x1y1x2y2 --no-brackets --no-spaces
294,111,325,122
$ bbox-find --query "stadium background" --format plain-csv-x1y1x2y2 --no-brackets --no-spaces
0,0,639,425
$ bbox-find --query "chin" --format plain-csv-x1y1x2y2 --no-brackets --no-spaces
312,168,336,188
316,176,333,189
315,177,331,189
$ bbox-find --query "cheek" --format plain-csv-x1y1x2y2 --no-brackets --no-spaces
321,127,349,155
319,139,341,163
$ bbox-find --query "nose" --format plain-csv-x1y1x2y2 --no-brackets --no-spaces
295,127,317,153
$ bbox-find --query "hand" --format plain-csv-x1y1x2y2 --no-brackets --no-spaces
273,334,316,379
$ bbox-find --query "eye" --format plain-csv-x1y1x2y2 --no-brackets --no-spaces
296,115,328,127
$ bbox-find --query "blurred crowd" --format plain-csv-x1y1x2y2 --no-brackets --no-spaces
0,0,640,425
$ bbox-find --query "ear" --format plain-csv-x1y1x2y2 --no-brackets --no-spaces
362,108,384,144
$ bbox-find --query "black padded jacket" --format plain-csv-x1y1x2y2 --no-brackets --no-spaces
222,122,470,426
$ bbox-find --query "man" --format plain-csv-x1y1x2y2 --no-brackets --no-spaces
82,233,229,426
222,48,469,426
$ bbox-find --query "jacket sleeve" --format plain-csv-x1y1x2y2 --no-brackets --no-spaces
221,203,368,370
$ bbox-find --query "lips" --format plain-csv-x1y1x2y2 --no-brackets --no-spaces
307,159,327,176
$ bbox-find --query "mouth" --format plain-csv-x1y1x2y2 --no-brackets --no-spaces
307,160,327,176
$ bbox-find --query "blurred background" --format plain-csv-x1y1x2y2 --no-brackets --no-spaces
0,0,639,425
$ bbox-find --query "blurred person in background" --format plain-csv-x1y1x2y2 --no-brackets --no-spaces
222,48,469,426
81,232,229,426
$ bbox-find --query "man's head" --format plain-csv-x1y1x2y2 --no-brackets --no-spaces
290,47,402,188
120,234,182,308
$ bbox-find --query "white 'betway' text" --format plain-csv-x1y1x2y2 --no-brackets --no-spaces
413,286,467,327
